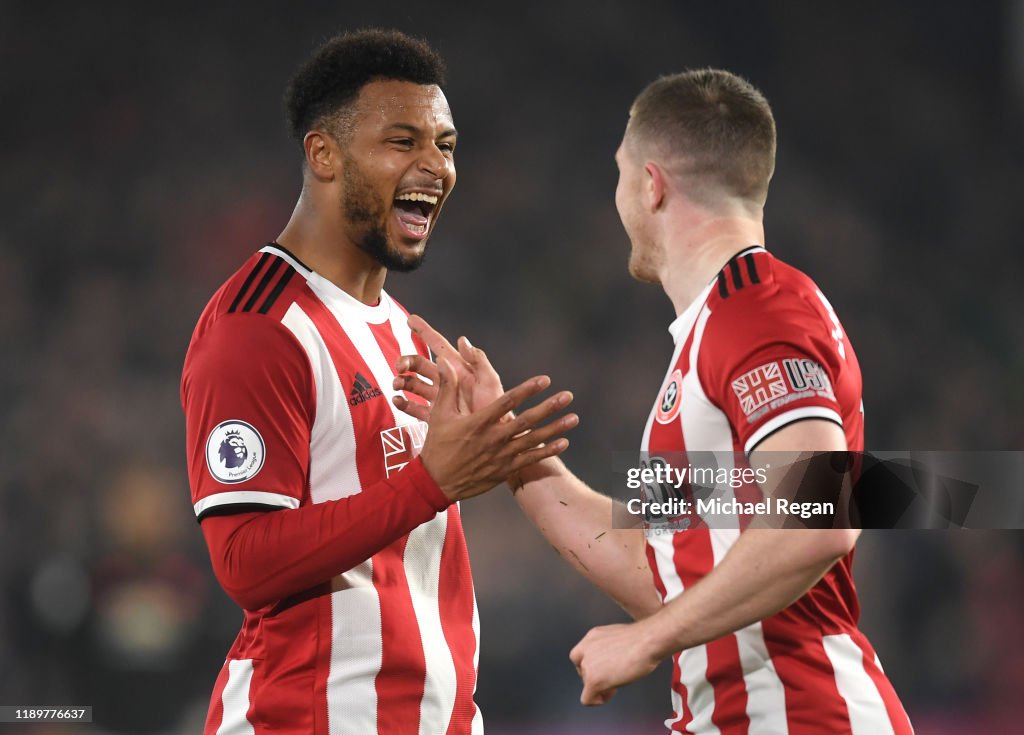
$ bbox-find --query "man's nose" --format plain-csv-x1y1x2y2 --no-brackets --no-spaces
418,145,451,179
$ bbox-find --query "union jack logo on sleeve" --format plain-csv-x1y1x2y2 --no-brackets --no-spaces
731,362,789,416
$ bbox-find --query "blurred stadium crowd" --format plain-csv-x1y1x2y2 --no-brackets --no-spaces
1,1,1022,733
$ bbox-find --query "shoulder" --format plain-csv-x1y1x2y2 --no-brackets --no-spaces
183,248,314,397
194,247,310,330
703,248,836,348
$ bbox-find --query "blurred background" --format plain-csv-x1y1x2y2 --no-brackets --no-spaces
1,0,1023,732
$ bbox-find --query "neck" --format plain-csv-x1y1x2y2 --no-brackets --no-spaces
658,209,765,316
276,189,386,306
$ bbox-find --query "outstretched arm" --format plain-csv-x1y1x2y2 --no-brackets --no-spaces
393,316,661,621
201,359,576,611
569,419,859,705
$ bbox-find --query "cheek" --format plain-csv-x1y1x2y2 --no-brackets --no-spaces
614,178,629,219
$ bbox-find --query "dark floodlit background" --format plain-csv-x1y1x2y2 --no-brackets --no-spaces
2,1,1023,733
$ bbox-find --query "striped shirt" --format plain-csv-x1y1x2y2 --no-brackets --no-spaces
182,243,481,734
642,247,913,734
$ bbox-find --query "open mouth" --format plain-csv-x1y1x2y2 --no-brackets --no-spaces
393,191,439,240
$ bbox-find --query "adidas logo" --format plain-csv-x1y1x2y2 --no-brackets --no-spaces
349,372,383,407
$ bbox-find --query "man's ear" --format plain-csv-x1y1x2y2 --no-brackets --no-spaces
643,161,666,212
303,131,337,181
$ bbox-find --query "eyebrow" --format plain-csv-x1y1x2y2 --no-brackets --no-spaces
385,123,458,139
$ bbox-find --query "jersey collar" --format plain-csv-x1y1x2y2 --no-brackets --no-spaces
667,245,766,344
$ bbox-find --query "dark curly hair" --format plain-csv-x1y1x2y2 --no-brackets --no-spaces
284,28,447,147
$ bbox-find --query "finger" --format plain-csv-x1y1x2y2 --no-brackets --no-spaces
580,679,602,707
479,375,552,423
569,642,584,668
395,354,439,385
392,395,431,422
408,314,461,362
434,357,460,414
508,438,571,472
506,415,578,457
505,391,574,436
392,373,438,403
457,335,474,364
460,335,497,375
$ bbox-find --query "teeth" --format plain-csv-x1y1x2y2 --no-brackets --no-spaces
396,192,439,205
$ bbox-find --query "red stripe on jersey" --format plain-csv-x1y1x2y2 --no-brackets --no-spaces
760,617,852,735
644,546,694,735
372,538,426,734
203,661,230,735
439,508,479,735
298,291,427,734
368,320,401,362
251,597,318,731
850,630,914,735
666,655,691,733
672,529,752,733
313,595,332,735
705,635,751,734
644,541,668,601
647,338,698,733
648,330,750,733
411,332,429,360
248,662,264,735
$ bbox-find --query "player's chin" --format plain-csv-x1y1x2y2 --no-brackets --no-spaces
384,234,429,273
627,257,660,285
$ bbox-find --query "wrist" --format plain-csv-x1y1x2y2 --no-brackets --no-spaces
507,456,563,494
635,609,675,663
408,455,454,510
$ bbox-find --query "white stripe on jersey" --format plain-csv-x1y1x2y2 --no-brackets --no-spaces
281,303,362,503
193,490,299,517
283,302,385,734
471,596,484,735
644,293,701,733
671,302,725,735
385,305,460,732
679,305,740,521
686,306,790,733
327,584,384,735
822,634,896,735
743,406,844,455
678,645,721,735
732,621,789,734
405,512,458,734
218,659,255,735
648,292,790,733
320,290,461,734
387,306,420,365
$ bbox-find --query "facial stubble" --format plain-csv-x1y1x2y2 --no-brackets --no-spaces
342,155,427,273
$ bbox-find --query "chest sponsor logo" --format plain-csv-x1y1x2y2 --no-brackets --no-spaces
205,420,265,484
381,420,429,476
655,369,683,424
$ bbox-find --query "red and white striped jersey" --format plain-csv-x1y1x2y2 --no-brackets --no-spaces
182,244,481,735
642,247,912,734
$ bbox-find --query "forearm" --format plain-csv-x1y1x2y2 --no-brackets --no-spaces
639,528,857,657
514,458,661,619
201,458,449,610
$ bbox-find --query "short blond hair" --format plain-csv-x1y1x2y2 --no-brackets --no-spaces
627,69,776,204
